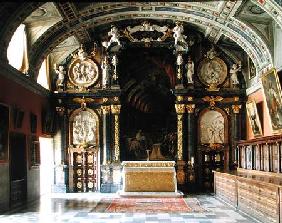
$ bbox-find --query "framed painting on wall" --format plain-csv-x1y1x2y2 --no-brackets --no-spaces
0,103,9,162
260,68,282,134
28,135,40,168
246,100,263,137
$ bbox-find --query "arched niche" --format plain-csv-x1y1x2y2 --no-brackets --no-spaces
69,108,100,147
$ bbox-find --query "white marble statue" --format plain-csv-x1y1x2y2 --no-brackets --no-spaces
108,25,121,46
101,56,110,88
185,57,194,84
173,22,187,45
230,63,241,85
54,65,65,89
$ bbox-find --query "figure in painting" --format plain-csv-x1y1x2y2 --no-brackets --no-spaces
128,130,148,160
230,63,241,85
206,114,224,144
173,21,187,46
185,56,194,84
267,81,282,127
249,106,260,135
54,65,65,90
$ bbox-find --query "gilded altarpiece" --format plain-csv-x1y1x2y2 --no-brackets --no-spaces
68,108,100,192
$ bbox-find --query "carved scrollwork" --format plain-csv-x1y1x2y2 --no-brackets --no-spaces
232,104,242,114
186,104,195,113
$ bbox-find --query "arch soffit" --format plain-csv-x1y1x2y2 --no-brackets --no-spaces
27,4,273,80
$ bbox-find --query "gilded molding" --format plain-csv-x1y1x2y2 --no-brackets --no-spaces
122,161,175,167
114,114,120,162
177,114,183,160
232,104,241,113
103,97,108,103
175,104,185,114
186,104,195,113
111,104,121,114
101,105,111,114
234,96,239,102
113,96,119,102
202,96,223,107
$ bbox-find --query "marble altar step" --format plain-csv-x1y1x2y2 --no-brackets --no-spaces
117,190,184,198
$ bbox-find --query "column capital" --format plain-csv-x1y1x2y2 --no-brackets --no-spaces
101,105,111,114
175,104,185,114
186,104,195,113
232,104,241,114
111,104,121,114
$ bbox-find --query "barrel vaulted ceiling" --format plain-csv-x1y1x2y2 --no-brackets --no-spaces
0,1,282,90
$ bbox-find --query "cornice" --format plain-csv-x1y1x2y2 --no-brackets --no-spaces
0,62,50,97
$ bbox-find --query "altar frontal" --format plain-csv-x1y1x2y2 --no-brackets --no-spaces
121,161,177,192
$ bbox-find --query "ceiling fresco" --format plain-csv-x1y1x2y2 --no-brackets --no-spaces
0,1,282,94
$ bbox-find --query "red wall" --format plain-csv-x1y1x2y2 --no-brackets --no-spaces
0,75,48,137
246,89,272,139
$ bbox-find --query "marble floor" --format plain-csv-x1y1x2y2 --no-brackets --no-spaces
0,193,261,223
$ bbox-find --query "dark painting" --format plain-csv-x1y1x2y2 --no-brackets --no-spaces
119,47,177,161
0,103,9,162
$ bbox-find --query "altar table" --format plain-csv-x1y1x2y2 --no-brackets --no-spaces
121,161,177,192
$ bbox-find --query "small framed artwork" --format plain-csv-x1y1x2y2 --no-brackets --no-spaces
28,135,40,168
0,103,9,162
260,68,282,134
248,57,256,79
30,113,37,134
246,100,263,137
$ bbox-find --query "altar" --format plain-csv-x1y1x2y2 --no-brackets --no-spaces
121,161,177,193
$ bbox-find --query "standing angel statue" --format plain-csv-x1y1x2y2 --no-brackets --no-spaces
185,56,194,84
173,22,187,45
230,63,241,85
54,64,66,90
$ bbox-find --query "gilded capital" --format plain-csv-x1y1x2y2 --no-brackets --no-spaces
232,104,241,113
111,105,121,114
187,96,193,101
102,97,108,103
177,96,184,101
175,104,185,114
101,105,111,114
186,104,195,113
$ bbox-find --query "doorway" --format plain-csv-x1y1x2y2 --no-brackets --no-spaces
9,132,27,207
39,137,54,195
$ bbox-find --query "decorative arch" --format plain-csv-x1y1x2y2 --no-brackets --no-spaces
26,3,273,81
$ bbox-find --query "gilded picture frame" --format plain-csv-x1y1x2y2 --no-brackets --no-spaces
246,100,263,137
260,68,282,134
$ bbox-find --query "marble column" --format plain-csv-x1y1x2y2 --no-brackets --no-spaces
111,105,121,162
101,105,111,165
231,104,241,170
175,104,185,185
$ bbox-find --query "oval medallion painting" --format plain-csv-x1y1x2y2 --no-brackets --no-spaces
68,58,99,88
198,57,227,91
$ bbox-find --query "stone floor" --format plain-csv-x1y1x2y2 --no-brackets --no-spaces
0,193,261,223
